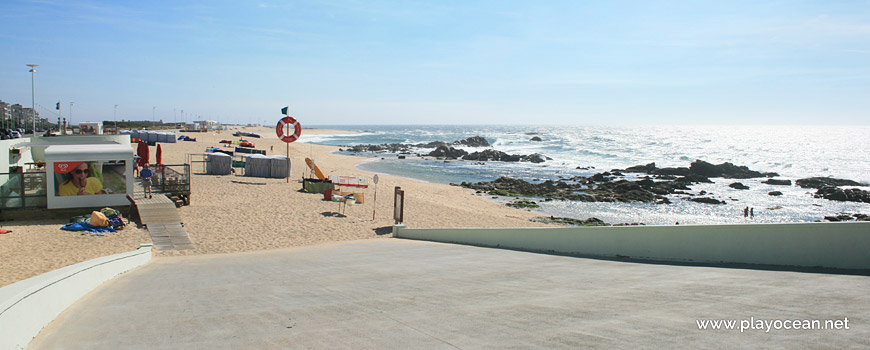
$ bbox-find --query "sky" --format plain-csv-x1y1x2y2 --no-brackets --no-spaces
0,0,868,126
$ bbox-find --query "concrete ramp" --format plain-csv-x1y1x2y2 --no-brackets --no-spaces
28,240,870,349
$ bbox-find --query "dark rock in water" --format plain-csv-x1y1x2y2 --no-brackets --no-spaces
462,149,547,163
796,177,863,189
453,136,490,147
763,179,792,186
681,174,712,183
463,149,517,162
768,191,783,196
689,160,777,179
824,215,855,222
813,186,870,203
529,216,610,226
855,214,870,221
507,200,539,208
397,155,406,159
729,182,750,190
524,153,547,163
689,197,726,205
624,163,656,173
427,145,468,159
530,136,543,142
652,167,691,176
656,198,672,204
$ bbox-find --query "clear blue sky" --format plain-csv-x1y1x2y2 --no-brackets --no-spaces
1,0,868,125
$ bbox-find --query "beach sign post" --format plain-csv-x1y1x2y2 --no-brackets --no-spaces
394,186,404,224
372,174,379,221
276,106,301,183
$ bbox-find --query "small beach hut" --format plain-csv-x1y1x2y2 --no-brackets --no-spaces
244,154,271,177
268,156,290,178
206,153,232,175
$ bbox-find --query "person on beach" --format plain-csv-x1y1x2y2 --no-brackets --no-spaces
140,164,153,199
750,207,754,218
744,206,749,218
58,162,102,196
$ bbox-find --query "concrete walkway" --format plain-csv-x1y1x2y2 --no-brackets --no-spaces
30,240,869,349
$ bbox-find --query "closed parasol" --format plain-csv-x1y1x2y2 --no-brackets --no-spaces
137,141,149,166
156,144,163,165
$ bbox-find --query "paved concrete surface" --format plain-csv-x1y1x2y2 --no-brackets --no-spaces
30,239,870,349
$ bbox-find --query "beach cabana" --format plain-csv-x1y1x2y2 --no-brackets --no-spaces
206,153,232,175
268,156,290,178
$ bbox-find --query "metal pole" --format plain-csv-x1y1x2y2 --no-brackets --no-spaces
286,122,290,183
152,106,156,129
69,102,74,132
27,64,38,136
114,104,118,134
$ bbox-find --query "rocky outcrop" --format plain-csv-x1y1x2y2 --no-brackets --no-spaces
813,187,870,203
462,150,548,163
768,191,783,196
529,216,612,226
344,136,490,153
689,160,777,179
689,197,726,205
796,177,863,189
619,160,776,179
454,136,490,147
427,146,468,159
729,182,750,190
763,179,792,186
530,136,543,142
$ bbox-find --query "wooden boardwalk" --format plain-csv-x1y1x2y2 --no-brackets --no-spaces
133,183,194,252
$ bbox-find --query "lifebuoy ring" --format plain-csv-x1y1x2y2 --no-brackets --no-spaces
276,116,302,143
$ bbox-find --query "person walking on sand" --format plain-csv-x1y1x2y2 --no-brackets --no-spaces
744,206,749,218
140,163,153,199
750,207,754,218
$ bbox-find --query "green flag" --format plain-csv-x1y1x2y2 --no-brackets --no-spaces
281,106,289,115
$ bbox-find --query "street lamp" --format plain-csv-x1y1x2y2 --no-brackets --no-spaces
26,64,38,136
152,106,156,129
69,102,75,132
114,104,118,134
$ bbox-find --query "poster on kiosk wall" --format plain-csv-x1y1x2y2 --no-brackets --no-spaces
45,144,134,209
53,160,127,196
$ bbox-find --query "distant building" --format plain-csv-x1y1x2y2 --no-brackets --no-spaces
0,100,10,127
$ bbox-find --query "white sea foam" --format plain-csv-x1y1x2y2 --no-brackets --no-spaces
310,125,870,224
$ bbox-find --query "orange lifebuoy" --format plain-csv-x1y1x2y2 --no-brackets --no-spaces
276,116,302,143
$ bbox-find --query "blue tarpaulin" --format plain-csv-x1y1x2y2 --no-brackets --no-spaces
61,222,116,233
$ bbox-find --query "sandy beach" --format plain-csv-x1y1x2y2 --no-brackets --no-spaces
0,126,552,287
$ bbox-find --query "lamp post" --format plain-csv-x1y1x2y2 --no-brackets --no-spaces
114,104,118,134
26,64,38,136
69,102,75,132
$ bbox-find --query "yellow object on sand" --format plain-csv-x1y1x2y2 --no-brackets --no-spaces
90,211,109,227
305,158,326,180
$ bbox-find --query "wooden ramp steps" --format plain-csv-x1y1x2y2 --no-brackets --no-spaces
134,193,194,252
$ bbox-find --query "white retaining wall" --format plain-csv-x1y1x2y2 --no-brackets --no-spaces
0,243,153,350
392,222,870,270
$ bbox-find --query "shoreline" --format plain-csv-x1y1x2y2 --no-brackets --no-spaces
0,126,552,287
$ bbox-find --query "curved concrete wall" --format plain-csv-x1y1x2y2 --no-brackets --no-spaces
393,222,870,270
0,244,152,350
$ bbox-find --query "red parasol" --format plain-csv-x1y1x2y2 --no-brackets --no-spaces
156,144,163,165
137,141,150,166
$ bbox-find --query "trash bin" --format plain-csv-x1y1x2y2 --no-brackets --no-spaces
324,189,333,201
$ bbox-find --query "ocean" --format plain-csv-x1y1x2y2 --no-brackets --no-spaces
300,125,870,225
